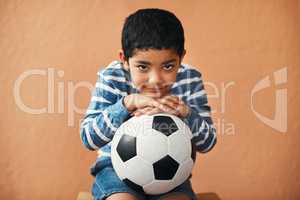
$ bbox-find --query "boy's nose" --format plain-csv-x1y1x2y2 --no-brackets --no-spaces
148,71,162,85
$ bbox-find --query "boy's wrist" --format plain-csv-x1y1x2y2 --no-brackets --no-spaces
123,94,136,112
181,105,190,118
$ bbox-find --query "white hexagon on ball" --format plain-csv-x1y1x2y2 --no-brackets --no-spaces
137,129,168,164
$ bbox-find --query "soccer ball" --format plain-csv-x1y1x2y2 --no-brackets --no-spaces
111,113,196,195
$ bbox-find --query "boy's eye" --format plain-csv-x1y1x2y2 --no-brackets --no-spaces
137,65,149,72
163,64,175,71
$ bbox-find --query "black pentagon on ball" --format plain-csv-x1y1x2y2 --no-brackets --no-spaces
123,178,144,193
116,134,137,162
153,155,179,180
152,116,178,136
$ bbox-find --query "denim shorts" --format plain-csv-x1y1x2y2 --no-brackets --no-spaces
91,159,197,200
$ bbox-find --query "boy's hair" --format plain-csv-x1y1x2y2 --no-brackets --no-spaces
121,8,185,60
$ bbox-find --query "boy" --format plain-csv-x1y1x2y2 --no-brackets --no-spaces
80,8,217,200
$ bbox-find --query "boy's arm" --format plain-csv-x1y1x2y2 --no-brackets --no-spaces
80,70,130,151
182,69,217,153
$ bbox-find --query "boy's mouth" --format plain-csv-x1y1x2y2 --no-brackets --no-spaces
139,85,171,97
145,87,165,92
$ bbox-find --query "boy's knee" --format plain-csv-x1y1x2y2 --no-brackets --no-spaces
106,192,138,200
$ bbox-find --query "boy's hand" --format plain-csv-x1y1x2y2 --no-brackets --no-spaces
132,95,190,118
158,95,190,117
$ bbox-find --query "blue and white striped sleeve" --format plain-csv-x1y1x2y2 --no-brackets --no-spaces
182,69,217,153
80,69,130,151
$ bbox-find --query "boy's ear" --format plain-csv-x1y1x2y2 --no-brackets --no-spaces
180,49,186,61
118,50,130,71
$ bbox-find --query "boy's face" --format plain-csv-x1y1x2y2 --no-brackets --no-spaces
120,49,185,97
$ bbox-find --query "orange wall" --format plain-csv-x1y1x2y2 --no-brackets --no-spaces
1,1,299,199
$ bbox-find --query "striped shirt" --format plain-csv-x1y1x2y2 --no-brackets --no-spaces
80,61,217,167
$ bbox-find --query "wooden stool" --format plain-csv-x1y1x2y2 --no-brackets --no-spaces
77,192,221,200
77,192,93,200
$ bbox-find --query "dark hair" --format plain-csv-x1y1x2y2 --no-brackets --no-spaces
121,8,185,60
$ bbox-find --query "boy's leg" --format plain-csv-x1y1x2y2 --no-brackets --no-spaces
159,193,191,200
91,166,146,200
106,193,139,200
148,179,197,200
